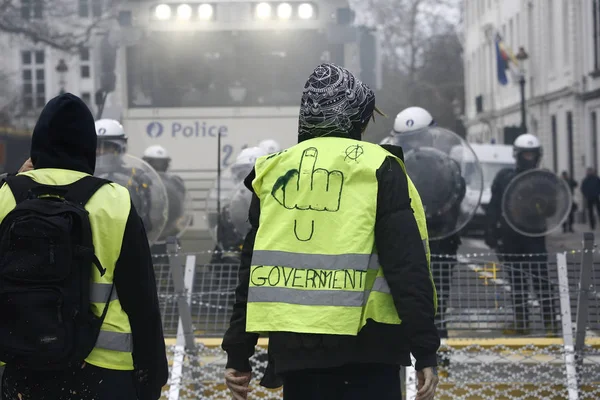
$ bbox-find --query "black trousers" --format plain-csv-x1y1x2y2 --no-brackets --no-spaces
587,198,600,229
500,236,555,329
562,204,575,231
281,364,401,400
1,363,138,400
431,257,454,337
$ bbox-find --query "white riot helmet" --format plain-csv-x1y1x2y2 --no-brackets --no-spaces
231,146,267,181
142,145,171,172
95,119,128,155
393,107,436,134
258,139,281,155
513,133,542,171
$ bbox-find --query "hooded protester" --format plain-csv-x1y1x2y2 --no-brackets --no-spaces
222,64,439,400
0,93,168,400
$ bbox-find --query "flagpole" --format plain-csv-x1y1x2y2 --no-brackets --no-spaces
516,47,530,133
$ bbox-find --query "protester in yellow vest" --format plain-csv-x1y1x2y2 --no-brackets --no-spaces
0,94,168,400
222,64,440,400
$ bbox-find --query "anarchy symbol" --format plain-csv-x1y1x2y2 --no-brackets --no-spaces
344,144,364,163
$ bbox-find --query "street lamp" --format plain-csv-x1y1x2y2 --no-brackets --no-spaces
55,59,69,95
516,47,529,132
452,97,465,137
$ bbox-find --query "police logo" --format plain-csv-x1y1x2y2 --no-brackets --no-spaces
147,122,164,138
406,119,414,127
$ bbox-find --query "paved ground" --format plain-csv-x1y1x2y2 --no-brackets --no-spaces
446,223,600,337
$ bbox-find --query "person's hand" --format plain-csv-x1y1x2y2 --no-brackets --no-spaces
225,368,252,400
416,367,438,400
18,158,33,173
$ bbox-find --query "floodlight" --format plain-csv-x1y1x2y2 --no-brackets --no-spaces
277,3,292,19
155,4,172,20
256,2,272,19
298,3,314,19
198,3,214,20
177,4,193,20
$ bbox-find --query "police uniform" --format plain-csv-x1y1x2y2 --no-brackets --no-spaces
487,168,554,332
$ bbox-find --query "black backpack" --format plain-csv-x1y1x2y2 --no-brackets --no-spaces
0,175,112,370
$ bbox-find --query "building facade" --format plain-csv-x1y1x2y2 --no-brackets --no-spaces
0,0,122,132
463,0,599,183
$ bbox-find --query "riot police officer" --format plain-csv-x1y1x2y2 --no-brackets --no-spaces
485,133,556,334
381,107,464,339
143,145,191,240
95,119,155,233
209,146,266,264
143,144,172,173
257,139,281,155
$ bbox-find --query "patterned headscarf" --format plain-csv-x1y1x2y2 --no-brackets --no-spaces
298,63,376,141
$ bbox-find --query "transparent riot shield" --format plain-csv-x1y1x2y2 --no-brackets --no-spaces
95,154,168,245
501,169,572,237
227,181,254,241
387,127,484,240
205,167,252,250
155,172,194,244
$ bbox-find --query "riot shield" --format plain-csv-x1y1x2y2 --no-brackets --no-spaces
501,169,572,237
95,154,169,245
155,172,194,243
227,181,254,240
386,127,484,240
205,168,246,250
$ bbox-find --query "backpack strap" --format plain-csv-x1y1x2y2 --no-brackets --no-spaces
62,176,113,277
64,176,112,206
3,175,41,204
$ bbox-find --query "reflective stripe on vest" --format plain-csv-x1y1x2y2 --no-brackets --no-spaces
252,250,378,271
247,138,432,336
95,331,133,352
90,283,119,303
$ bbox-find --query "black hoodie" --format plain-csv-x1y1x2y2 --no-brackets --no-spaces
24,94,168,399
30,93,97,174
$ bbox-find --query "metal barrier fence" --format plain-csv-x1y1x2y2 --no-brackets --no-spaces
156,235,600,400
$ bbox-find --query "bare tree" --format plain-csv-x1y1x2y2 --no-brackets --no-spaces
349,0,460,75
349,0,464,142
0,0,118,51
0,69,22,127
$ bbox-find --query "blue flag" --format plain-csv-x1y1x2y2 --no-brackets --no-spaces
496,38,508,86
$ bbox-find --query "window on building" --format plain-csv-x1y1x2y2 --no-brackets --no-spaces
515,13,520,47
563,0,570,65
80,47,90,62
567,111,574,178
552,115,558,172
80,47,92,79
509,18,514,49
80,65,90,78
594,0,600,71
81,92,92,106
547,0,555,67
592,112,599,171
79,0,103,18
21,50,46,110
21,0,43,19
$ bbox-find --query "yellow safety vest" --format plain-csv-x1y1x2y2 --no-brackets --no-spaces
0,169,134,370
246,137,435,336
